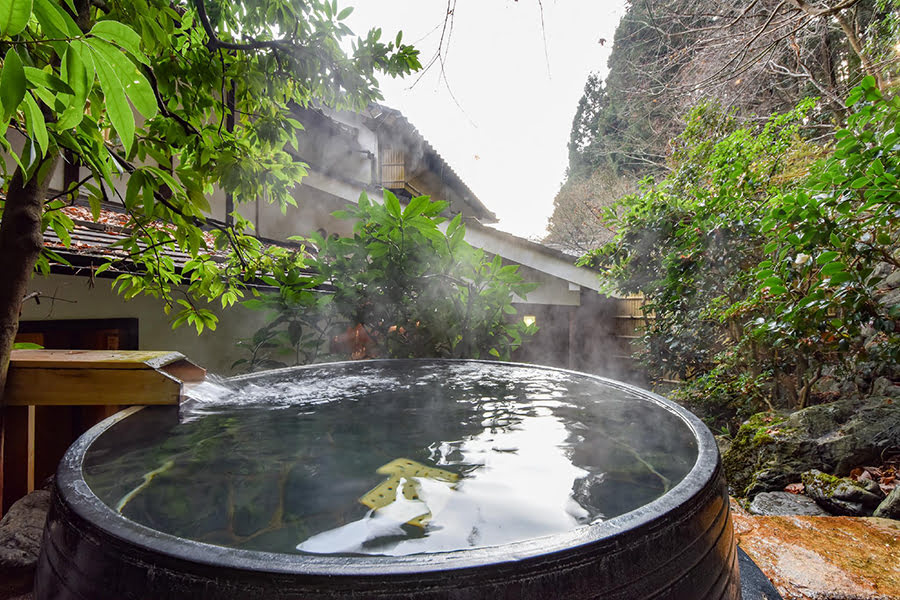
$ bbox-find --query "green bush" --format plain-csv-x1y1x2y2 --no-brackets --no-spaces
582,84,899,428
236,191,537,370
752,76,900,404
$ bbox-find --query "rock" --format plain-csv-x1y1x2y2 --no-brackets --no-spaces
872,376,900,398
879,286,900,308
748,491,830,516
722,395,900,497
857,478,883,496
0,490,51,598
874,486,900,519
801,470,884,516
881,269,900,289
733,514,900,600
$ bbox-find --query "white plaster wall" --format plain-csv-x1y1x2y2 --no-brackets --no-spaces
257,183,356,240
19,273,271,375
513,264,582,306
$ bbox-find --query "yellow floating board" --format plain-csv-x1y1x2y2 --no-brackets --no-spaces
359,459,458,528
375,458,459,482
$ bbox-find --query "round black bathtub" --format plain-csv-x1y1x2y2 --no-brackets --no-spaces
36,360,740,599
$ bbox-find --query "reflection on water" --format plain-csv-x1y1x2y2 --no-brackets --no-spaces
83,362,697,556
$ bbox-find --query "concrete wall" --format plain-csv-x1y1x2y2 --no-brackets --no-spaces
19,273,270,375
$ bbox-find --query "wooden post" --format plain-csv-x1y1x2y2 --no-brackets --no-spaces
568,306,577,371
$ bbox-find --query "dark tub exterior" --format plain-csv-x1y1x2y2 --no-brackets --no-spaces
35,360,741,599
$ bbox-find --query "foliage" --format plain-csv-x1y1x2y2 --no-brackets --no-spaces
583,83,900,427
583,100,817,379
0,0,420,325
751,75,900,400
231,246,325,371
236,191,538,370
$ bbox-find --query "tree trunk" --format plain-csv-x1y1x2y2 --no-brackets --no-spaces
0,157,59,404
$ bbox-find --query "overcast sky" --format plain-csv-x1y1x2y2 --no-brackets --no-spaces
345,2,625,240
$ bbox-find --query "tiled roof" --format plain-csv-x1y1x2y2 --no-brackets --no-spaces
42,206,223,272
40,206,313,284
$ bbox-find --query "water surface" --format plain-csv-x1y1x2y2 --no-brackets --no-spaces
82,362,697,556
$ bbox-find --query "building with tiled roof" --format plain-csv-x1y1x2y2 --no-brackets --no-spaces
17,104,619,376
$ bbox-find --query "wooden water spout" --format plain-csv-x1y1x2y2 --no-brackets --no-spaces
1,350,205,514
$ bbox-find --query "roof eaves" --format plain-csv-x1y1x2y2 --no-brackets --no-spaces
366,104,498,224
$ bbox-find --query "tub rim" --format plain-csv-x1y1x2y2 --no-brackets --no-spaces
55,358,722,577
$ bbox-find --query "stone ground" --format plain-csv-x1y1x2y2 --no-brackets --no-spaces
732,501,900,600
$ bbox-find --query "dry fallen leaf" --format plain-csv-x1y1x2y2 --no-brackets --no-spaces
784,482,804,494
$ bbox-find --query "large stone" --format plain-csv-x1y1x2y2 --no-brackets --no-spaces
881,269,900,290
872,377,900,398
874,486,900,519
722,396,900,497
801,470,884,516
733,513,900,600
749,491,830,516
0,490,50,598
879,287,900,308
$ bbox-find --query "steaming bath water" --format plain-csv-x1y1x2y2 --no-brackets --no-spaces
81,361,697,557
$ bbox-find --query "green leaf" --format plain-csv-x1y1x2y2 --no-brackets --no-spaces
337,6,352,20
124,170,144,209
22,92,48,156
0,48,25,120
828,272,852,285
13,342,43,350
402,195,429,219
58,40,93,129
816,251,839,264
89,38,156,118
89,40,134,154
820,261,846,275
50,215,71,246
876,233,892,246
846,89,862,107
384,189,401,218
850,176,869,188
860,75,876,90
32,0,79,38
24,66,74,95
90,20,149,65
0,0,31,37
868,159,884,176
